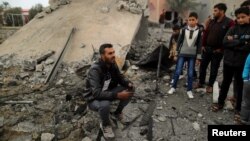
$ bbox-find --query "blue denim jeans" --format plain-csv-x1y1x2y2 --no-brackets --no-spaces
172,56,195,91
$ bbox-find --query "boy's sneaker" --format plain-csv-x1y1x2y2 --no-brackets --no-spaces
187,91,194,99
170,79,174,85
100,123,115,139
168,88,176,94
179,75,184,80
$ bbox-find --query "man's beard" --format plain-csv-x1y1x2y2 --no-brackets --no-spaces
213,15,219,20
105,58,115,64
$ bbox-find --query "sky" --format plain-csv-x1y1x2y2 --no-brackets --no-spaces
0,0,49,9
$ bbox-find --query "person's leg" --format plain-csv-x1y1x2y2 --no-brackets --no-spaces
88,100,111,126
218,64,234,106
241,81,250,123
198,51,212,86
110,86,131,115
234,67,244,112
172,56,185,89
187,57,195,91
208,52,223,87
193,68,197,79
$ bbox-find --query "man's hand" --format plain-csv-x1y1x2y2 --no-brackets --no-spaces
201,46,206,52
128,83,134,91
213,48,222,53
117,90,134,100
196,59,201,66
227,36,233,41
174,56,178,62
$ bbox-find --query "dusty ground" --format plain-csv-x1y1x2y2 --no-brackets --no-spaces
0,24,236,141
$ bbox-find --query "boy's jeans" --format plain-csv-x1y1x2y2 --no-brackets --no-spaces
172,56,195,91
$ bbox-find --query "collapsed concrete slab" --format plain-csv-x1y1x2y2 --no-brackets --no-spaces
0,0,147,69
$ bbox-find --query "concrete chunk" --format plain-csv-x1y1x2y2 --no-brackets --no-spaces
41,133,55,141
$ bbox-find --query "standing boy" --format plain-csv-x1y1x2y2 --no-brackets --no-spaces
167,12,202,99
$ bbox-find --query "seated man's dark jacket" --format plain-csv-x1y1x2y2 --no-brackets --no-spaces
84,59,131,102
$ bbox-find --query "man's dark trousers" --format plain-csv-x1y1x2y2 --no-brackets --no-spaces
198,48,223,87
88,86,130,126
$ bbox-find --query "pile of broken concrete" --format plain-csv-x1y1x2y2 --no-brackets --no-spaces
117,0,143,14
0,51,102,140
36,0,71,19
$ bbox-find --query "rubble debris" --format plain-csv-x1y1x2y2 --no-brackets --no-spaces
7,79,18,87
56,122,74,139
116,0,142,14
136,45,172,69
129,7,142,14
18,72,30,79
36,64,44,72
3,100,34,104
50,4,59,11
0,116,4,133
56,79,64,86
36,12,45,19
36,50,55,64
80,43,86,48
82,137,92,141
192,122,201,131
0,81,3,88
198,113,203,118
45,59,55,65
131,65,139,70
157,115,167,122
41,133,55,141
100,6,110,13
11,134,32,141
44,7,52,14
60,0,71,5
23,59,36,71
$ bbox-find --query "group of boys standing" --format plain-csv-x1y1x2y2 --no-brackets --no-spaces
168,1,250,124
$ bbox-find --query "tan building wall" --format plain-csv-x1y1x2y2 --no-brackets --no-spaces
148,0,246,23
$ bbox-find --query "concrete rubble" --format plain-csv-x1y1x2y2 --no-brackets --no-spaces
117,0,143,14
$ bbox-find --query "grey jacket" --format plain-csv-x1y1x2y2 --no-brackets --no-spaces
177,26,202,58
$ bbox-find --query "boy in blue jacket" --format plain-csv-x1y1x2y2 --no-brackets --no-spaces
241,54,250,124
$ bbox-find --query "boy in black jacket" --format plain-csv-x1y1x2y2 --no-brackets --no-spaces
211,7,250,123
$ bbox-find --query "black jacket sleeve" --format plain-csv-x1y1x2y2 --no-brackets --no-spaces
88,67,117,100
196,30,202,59
223,27,250,52
223,27,238,49
114,64,131,87
176,29,185,53
234,41,250,52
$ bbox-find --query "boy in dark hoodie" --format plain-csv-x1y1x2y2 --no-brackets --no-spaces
211,7,250,123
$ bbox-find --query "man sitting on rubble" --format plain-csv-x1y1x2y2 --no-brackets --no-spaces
84,43,134,139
